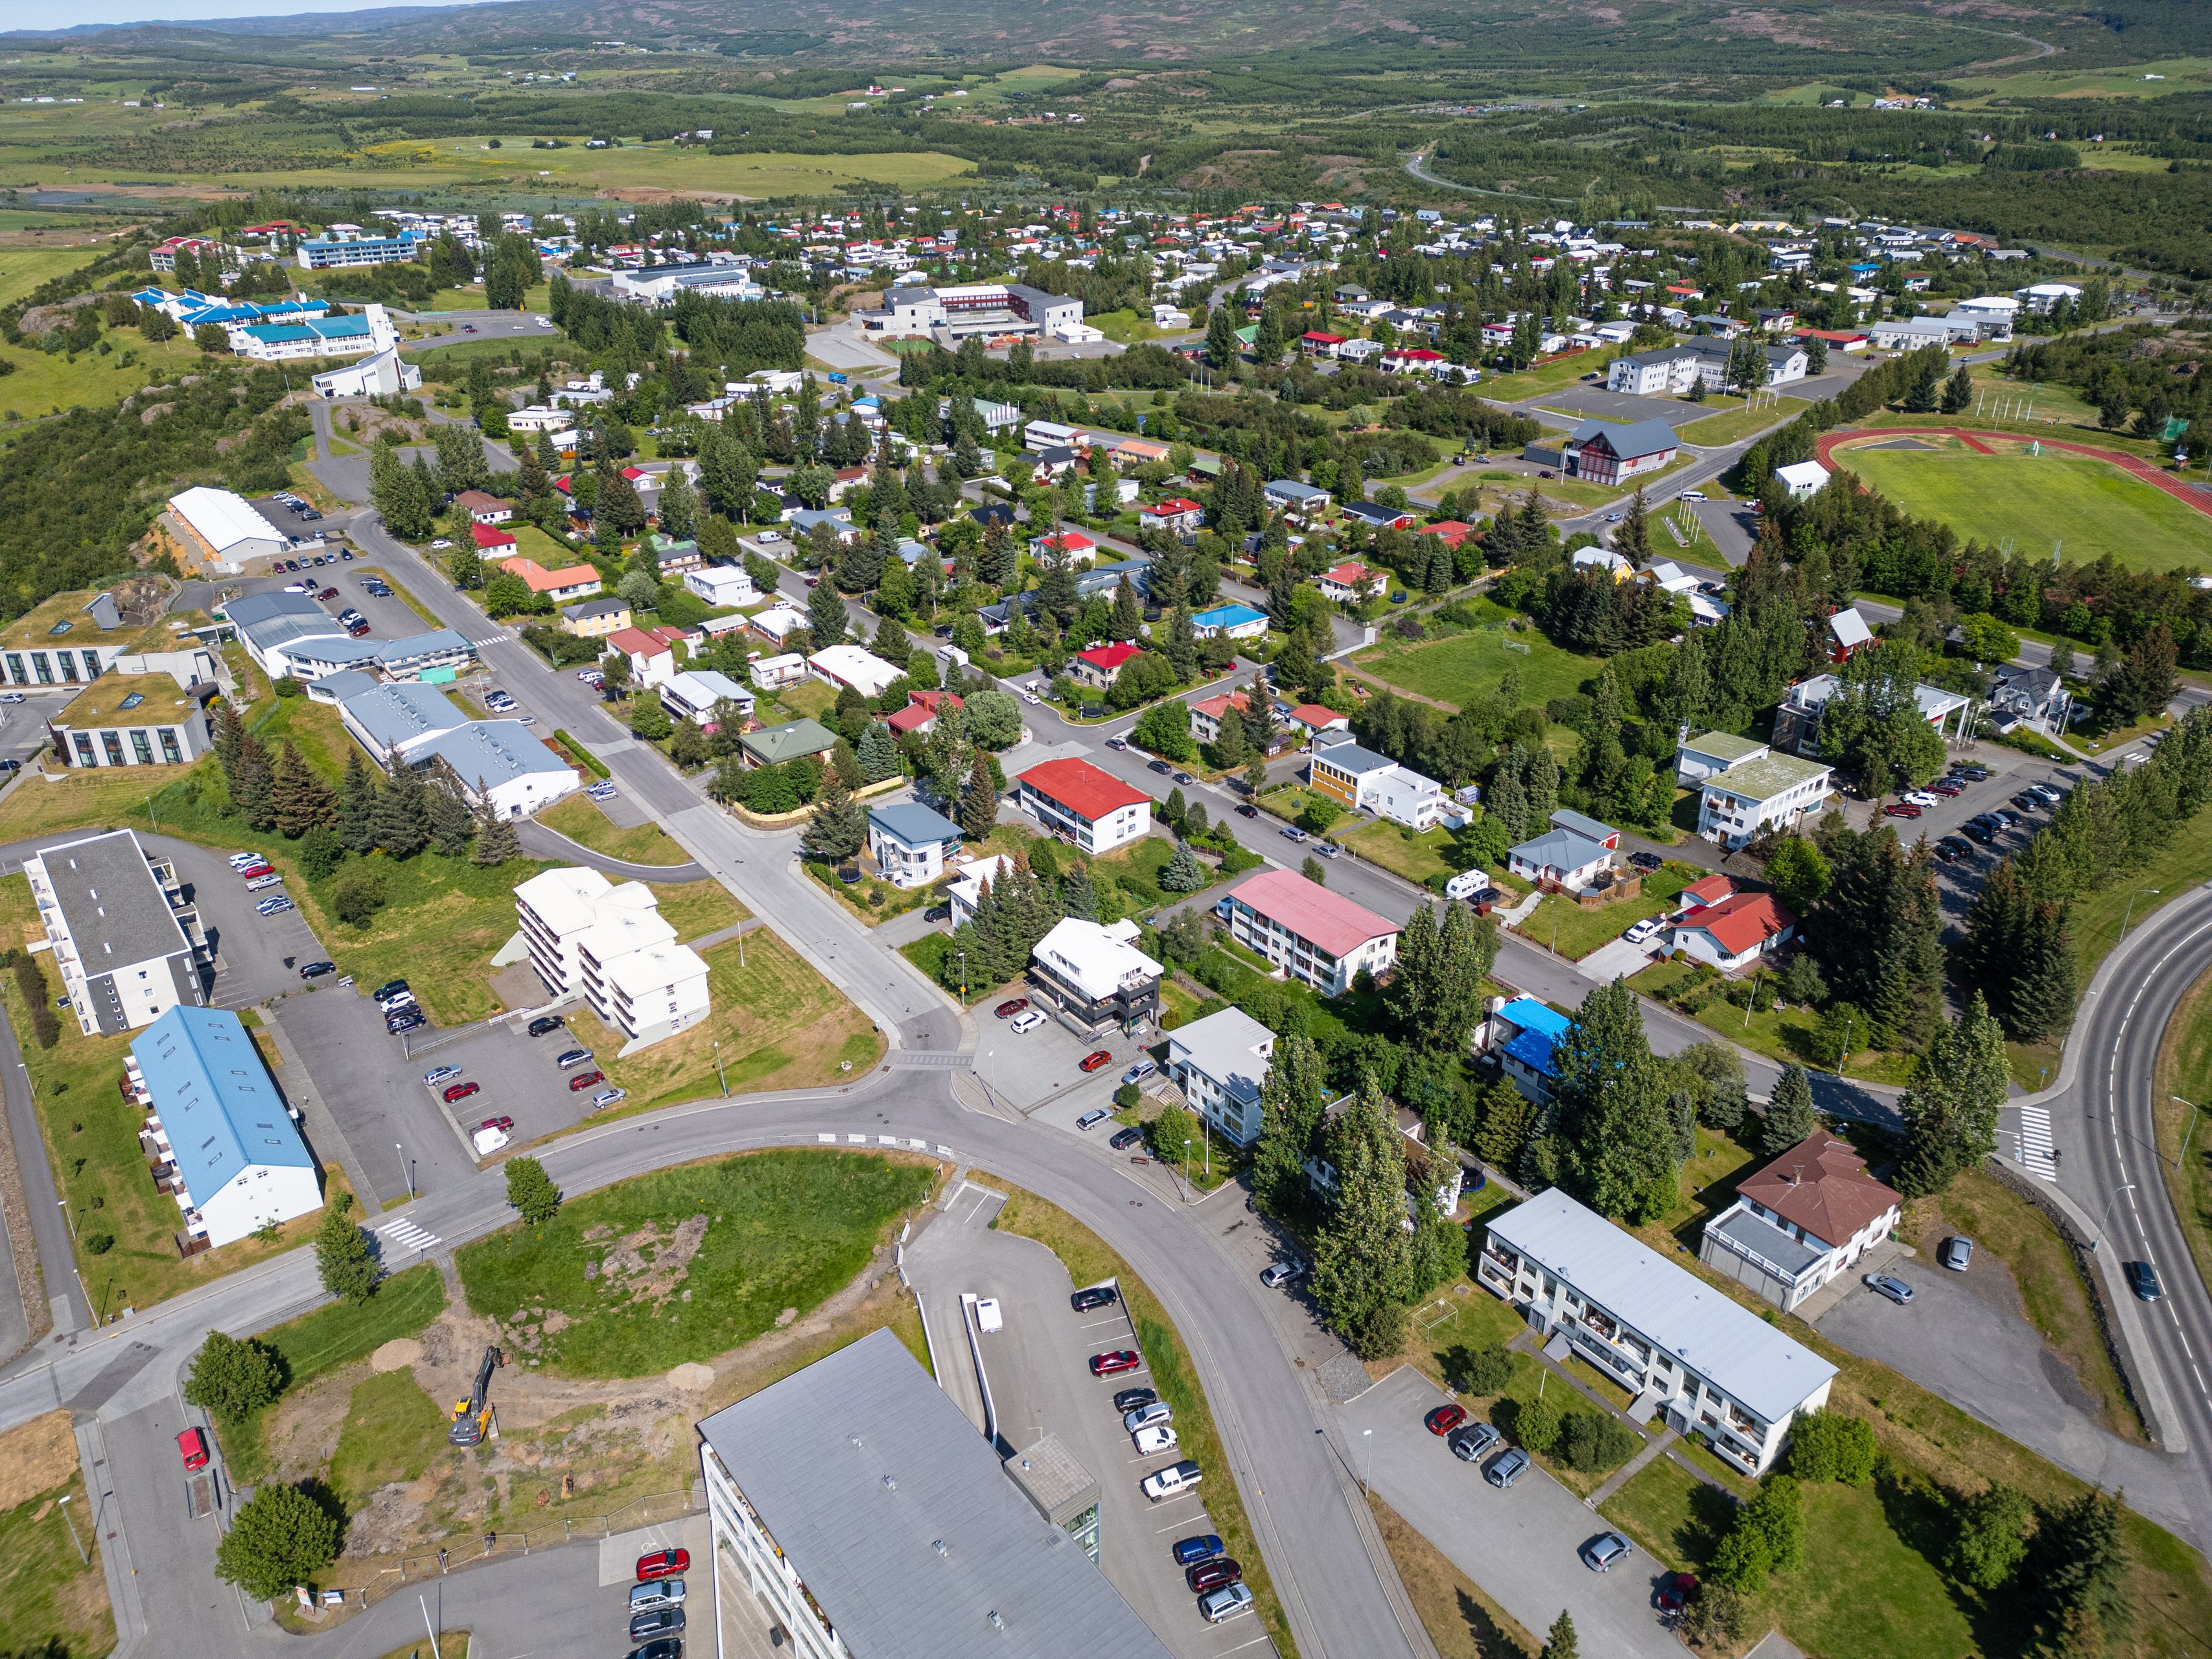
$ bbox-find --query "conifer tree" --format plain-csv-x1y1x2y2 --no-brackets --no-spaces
957,751,999,840
369,750,431,857
1897,993,2008,1197
337,750,378,854
231,730,275,832
856,721,902,784
267,741,333,839
426,766,476,859
1310,1077,1415,1358
1060,859,1099,921
801,769,866,864
808,572,849,646
1253,1032,1328,1214
1761,1063,1820,1155
472,789,520,864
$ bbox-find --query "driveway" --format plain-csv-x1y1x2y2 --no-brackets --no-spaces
1338,1367,1683,1659
1813,1255,2195,1539
1576,934,1659,985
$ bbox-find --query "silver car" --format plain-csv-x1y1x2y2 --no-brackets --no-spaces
1581,1531,1633,1573
1199,1583,1254,1624
1485,1447,1531,1489
1124,1401,1173,1433
629,1578,686,1612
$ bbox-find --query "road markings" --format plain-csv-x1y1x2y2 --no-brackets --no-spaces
2014,1104,2058,1181
379,1218,440,1255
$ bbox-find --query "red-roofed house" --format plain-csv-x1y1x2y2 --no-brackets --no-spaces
471,521,519,553
456,491,515,525
1030,528,1099,561
500,556,603,603
1186,690,1250,745
1317,561,1382,605
1280,702,1350,743
1070,640,1142,691
1419,520,1473,550
1677,872,1738,912
1300,331,1349,357
1668,891,1797,973
1702,1130,1902,1311
1016,758,1152,854
1141,498,1204,535
886,688,962,737
1381,347,1450,378
606,624,688,689
1219,868,1399,995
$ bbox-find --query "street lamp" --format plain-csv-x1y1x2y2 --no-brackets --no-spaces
715,1039,727,1098
58,1198,75,1239
397,1141,413,1201
2119,888,2161,942
2176,1096,2204,1166
56,1494,85,1566
1362,1427,1374,1496
2091,1183,2137,1253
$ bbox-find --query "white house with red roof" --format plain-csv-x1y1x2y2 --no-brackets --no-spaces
470,522,519,553
1140,498,1204,535
1216,868,1399,996
886,688,962,737
1676,872,1738,912
1668,890,1797,973
1317,561,1382,605
1299,331,1349,357
1069,640,1141,691
1279,702,1350,743
1186,689,1250,745
606,624,687,688
1016,758,1152,855
1029,528,1099,561
1418,520,1473,550
1380,347,1450,378
1701,1130,1902,1312
499,556,603,604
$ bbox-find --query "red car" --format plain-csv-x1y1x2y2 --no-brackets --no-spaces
476,1115,514,1135
568,1070,605,1091
237,863,274,880
994,997,1030,1019
1425,1404,1468,1437
1657,1571,1699,1612
178,1427,210,1470
1079,1050,1113,1073
635,1548,690,1581
1187,1558,1242,1593
1090,1350,1141,1377
1882,802,1922,818
442,1081,480,1104
1930,778,1966,796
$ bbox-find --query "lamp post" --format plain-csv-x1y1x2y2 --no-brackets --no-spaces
56,1494,85,1566
58,1198,75,1239
1362,1427,1373,1496
2091,1182,2137,1253
714,1039,727,1098
397,1141,413,1200
2176,1096,2204,1167
2119,888,2160,943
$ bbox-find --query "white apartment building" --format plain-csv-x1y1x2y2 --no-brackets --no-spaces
508,868,710,1054
1674,733,1834,850
1216,869,1399,997
1165,1006,1274,1148
1478,1189,1838,1476
26,830,206,1037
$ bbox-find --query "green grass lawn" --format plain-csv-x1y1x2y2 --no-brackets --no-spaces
1352,620,1601,710
1340,818,1463,888
0,1461,111,1659
1631,957,1920,1089
1472,351,1609,402
1515,864,1695,961
1598,1454,1735,1570
645,877,749,942
1673,396,1809,448
902,933,1003,1003
456,1150,931,1377
1837,443,2211,574
329,1370,449,1509
537,794,692,866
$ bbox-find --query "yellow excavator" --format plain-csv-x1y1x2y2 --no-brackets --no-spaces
448,1347,505,1446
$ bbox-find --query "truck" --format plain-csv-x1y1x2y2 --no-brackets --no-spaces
448,1346,506,1446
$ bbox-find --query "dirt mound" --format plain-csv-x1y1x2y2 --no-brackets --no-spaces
666,1363,714,1393
371,1338,423,1373
586,1213,710,1309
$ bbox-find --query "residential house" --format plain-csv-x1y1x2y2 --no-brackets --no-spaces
1507,808,1620,891
1069,642,1141,691
1309,739,1444,830
1187,690,1251,745
1192,603,1268,642
1016,758,1152,855
808,644,905,701
1030,528,1100,561
658,669,755,730
1675,734,1834,848
1826,607,1874,661
1701,1131,1902,1312
749,606,809,648
1167,1007,1275,1148
606,625,686,688
867,802,965,889
1772,674,1973,758
1299,331,1349,357
500,557,603,605
1141,498,1204,535
1668,891,1797,973
1029,917,1162,1035
1337,500,1419,533
1985,662,2072,736
1572,546,1633,582
1318,561,1382,605
787,507,861,545
1418,520,1473,551
1555,418,1679,487
684,566,758,609
1485,995,1573,1104
738,717,841,770
1478,1189,1837,1476
455,491,515,525
1262,479,1331,515
1215,868,1399,996
560,597,633,639
645,534,704,579
508,867,710,1054
886,688,962,737
944,853,1011,929
749,653,808,693
469,522,519,555
1280,702,1350,744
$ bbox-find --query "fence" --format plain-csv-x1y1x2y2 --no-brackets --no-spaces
338,1486,703,1609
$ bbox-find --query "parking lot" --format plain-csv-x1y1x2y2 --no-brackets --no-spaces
1338,1367,1683,1659
904,1181,1272,1659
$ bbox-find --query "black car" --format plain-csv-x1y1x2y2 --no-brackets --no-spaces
299,960,336,979
1114,1387,1159,1413
1110,1126,1145,1151
1236,804,1259,818
1626,851,1663,872
1071,1286,1119,1313
629,1608,685,1642
1148,759,1172,775
627,1642,682,1659
922,903,951,923
1962,822,1996,844
527,1015,565,1037
374,979,409,1001
2128,1260,2164,1302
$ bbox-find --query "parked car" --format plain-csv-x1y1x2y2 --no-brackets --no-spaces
1236,803,1259,818
299,960,335,979
246,872,284,892
256,896,294,916
593,1088,627,1108
1115,1387,1158,1415
1962,822,1996,844
442,1081,480,1104
1581,1532,1633,1573
423,1066,461,1087
1110,1127,1144,1151
1124,1401,1172,1432
317,586,340,601
1953,764,1990,780
1186,1557,1241,1593
1485,1448,1531,1489
1312,839,1340,859
475,1116,514,1135
1076,1108,1111,1130
1929,778,1966,796
1105,737,1126,750
1864,1272,1915,1305
1657,1571,1699,1612
1141,1459,1202,1500
1935,839,1969,863
1626,850,1663,872
2128,1260,2165,1302
635,1549,690,1581
1198,1583,1254,1624
2012,792,2044,813
527,1015,565,1037
923,903,950,923
1903,790,1938,807
1882,802,1922,819
1147,759,1172,775
1425,1404,1468,1437
1623,916,1662,946
1279,825,1308,842
1172,1533,1223,1567
555,1049,594,1069
1010,1010,1047,1034
178,1427,210,1470
1090,1350,1141,1377
1132,1424,1179,1455
228,852,267,869
1121,1059,1157,1086
629,1608,684,1642
1940,1236,1973,1271
1080,1049,1113,1073
1071,1286,1118,1313
994,997,1030,1019
628,1580,685,1612
1172,771,1195,786
386,1013,425,1034
236,861,274,879
1259,1259,1306,1289
1449,1422,1502,1464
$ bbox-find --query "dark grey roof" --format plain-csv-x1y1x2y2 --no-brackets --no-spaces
1708,1205,1825,1281
1566,416,1680,460
697,1328,1172,1659
32,829,191,968
222,590,325,630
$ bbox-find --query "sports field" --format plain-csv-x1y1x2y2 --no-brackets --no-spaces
1836,443,2211,574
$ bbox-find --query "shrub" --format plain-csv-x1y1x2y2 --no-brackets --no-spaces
14,951,59,1049
1557,1411,1640,1473
1511,1392,1560,1454
1787,1410,1876,1485
1441,1342,1516,1397
1113,1082,1141,1109
183,1330,286,1424
328,868,388,927
84,1231,113,1255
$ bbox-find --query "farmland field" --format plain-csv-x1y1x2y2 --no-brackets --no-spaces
1834,442,2211,573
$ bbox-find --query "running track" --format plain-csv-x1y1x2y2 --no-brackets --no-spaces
1816,426,2212,521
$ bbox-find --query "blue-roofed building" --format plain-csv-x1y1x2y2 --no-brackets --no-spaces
296,233,420,270
867,800,965,888
1191,602,1268,641
1488,995,1574,1104
133,1005,319,1249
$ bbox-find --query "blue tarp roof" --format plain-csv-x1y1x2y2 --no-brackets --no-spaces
1194,603,1266,629
1504,1026,1560,1079
133,1006,310,1207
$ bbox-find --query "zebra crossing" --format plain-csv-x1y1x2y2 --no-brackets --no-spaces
2014,1104,2058,1182
378,1217,442,1257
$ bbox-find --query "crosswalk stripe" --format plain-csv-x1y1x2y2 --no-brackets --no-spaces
379,1218,441,1253
2015,1105,2057,1182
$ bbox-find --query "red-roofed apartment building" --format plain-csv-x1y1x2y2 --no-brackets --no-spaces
606,624,688,689
1016,758,1152,854
1069,640,1141,691
886,688,962,737
1668,890,1797,973
1218,868,1399,995
1701,1130,1902,1311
